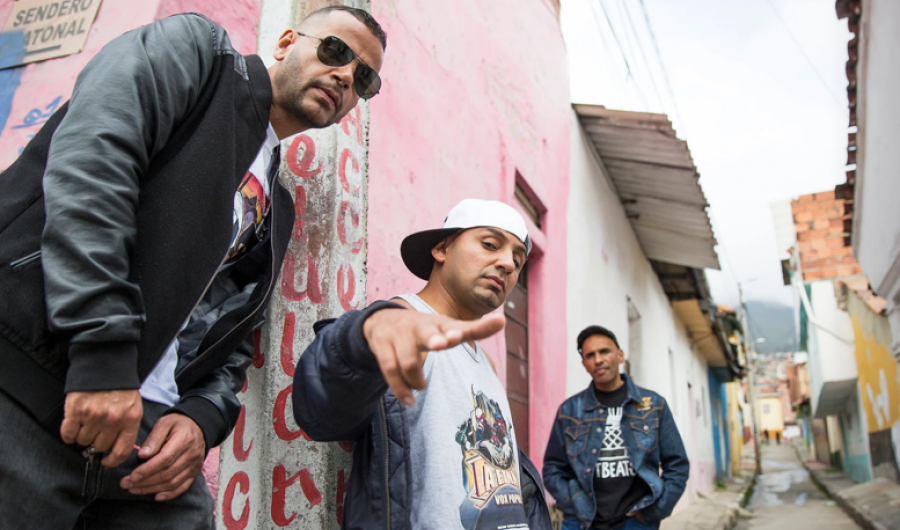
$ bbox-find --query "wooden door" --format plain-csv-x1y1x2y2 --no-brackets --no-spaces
505,264,529,454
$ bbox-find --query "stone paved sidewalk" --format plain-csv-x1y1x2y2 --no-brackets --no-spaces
795,442,900,530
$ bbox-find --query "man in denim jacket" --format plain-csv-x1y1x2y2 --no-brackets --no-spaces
543,326,689,530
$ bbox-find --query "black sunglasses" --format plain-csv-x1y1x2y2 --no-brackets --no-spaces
296,32,381,100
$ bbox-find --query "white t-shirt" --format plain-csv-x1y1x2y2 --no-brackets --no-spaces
139,124,279,407
396,293,530,530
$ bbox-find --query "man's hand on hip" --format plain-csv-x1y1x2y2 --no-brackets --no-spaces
60,389,143,467
363,308,506,406
120,413,206,501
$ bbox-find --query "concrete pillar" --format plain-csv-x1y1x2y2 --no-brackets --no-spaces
216,2,370,528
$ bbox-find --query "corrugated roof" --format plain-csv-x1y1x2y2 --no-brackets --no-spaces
574,104,720,270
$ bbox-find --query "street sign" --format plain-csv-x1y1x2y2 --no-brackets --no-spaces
0,0,103,69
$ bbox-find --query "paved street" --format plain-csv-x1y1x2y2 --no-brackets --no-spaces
736,443,861,530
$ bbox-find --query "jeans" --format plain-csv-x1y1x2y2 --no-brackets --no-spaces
562,515,660,530
0,390,214,530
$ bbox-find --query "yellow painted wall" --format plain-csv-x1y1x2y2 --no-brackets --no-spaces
848,294,899,433
725,382,744,473
758,396,785,434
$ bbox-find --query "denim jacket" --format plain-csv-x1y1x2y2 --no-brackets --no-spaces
542,375,689,527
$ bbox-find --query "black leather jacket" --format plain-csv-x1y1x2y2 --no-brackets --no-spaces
0,14,292,450
293,303,553,530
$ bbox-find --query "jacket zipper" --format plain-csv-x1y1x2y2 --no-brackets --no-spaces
9,250,41,269
381,398,391,530
177,183,280,377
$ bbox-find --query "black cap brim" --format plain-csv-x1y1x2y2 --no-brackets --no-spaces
400,228,464,280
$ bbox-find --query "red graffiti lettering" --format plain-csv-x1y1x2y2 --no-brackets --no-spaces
223,472,250,530
336,469,348,525
273,385,311,442
286,134,321,178
233,405,252,462
281,252,325,303
337,265,359,311
338,148,360,194
252,329,265,368
272,466,322,526
292,185,307,242
340,106,364,146
240,377,248,394
337,200,363,246
338,440,354,453
280,312,296,377
352,237,365,255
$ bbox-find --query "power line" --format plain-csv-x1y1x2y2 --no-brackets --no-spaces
618,0,666,112
587,0,633,101
763,0,845,110
595,0,650,110
636,0,686,133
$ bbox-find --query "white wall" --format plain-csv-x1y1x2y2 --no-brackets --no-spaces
806,281,858,417
566,113,716,507
855,0,900,357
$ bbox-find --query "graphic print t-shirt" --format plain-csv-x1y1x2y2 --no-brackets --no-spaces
396,293,529,530
591,383,651,529
138,125,279,407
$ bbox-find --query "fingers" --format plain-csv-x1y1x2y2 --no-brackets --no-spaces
121,415,205,496
137,415,175,460
102,421,140,468
456,313,506,343
60,416,80,444
61,390,143,466
122,437,180,490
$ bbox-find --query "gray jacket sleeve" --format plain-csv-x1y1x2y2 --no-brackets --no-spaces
41,14,219,393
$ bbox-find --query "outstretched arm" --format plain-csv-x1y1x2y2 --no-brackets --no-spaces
292,302,506,441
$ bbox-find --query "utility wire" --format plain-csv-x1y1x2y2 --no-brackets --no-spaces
763,0,845,110
636,0,686,133
587,0,633,102
619,0,666,112
595,0,650,110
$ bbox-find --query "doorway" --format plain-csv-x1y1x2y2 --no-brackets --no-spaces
505,262,530,454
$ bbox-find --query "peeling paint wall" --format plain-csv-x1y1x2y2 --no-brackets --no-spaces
364,0,571,475
215,2,371,529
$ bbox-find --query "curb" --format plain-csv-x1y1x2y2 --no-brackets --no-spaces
792,444,890,530
719,470,757,530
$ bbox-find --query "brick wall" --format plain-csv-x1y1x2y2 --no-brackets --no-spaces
791,190,862,281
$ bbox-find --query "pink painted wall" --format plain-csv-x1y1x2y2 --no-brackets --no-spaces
366,0,571,473
0,0,261,169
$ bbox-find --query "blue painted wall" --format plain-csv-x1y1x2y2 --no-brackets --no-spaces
708,369,731,479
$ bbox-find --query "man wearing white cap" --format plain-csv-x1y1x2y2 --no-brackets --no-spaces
292,199,551,530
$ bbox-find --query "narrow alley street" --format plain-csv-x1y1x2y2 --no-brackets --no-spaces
736,444,861,530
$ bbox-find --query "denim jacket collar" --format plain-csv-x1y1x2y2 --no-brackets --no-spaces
581,373,644,412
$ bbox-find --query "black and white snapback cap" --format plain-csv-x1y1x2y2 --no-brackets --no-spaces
400,198,532,280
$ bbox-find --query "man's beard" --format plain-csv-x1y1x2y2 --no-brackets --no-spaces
275,73,339,129
472,286,503,312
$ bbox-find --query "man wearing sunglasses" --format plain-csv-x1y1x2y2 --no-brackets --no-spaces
0,6,384,530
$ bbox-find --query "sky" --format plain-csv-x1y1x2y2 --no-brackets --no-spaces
561,0,852,308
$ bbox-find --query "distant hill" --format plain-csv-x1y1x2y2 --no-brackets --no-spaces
744,300,797,353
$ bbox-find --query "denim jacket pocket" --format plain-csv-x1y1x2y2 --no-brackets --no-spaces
629,418,659,452
564,423,591,456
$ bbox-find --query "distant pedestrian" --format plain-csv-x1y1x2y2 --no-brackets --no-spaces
776,431,782,445
763,429,770,445
543,326,689,530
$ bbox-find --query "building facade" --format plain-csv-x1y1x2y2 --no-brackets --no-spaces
567,106,740,510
